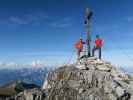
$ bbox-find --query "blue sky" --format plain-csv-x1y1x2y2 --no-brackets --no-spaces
0,0,133,68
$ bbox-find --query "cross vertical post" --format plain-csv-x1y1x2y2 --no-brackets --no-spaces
84,8,93,57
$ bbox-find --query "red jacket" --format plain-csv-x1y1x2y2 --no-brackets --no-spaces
75,40,85,49
95,38,103,47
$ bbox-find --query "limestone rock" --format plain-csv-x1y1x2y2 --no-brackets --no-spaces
115,86,125,97
42,79,51,90
42,57,133,100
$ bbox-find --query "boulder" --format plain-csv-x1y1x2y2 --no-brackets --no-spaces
115,86,125,97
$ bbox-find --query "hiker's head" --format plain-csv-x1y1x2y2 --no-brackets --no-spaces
80,39,83,42
96,34,100,38
80,36,82,40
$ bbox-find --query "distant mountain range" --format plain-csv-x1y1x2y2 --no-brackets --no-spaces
0,67,51,87
118,66,133,75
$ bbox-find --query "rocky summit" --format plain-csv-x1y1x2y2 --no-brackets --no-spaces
8,57,133,100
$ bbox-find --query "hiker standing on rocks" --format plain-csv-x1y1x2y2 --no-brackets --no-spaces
75,37,85,63
92,35,103,59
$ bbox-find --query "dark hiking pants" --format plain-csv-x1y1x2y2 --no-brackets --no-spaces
92,46,101,59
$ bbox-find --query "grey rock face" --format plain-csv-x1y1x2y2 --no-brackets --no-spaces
14,88,46,100
12,57,133,100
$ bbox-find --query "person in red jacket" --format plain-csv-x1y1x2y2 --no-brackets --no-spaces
75,37,85,62
92,35,103,59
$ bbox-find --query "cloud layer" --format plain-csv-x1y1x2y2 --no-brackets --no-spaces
0,11,72,29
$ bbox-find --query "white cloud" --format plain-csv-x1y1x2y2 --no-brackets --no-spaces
0,50,75,69
9,16,29,25
0,62,5,66
103,50,133,67
0,60,46,69
0,62,19,69
30,60,46,67
5,62,18,67
4,12,49,25
126,16,133,22
50,23,71,28
0,12,73,28
50,17,72,28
